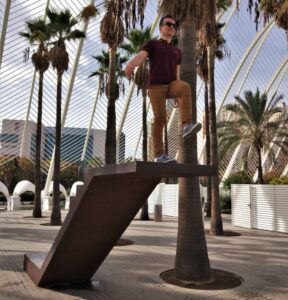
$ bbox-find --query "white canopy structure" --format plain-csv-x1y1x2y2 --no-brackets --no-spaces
47,182,68,201
0,0,287,184
13,180,35,197
0,181,9,200
70,181,84,197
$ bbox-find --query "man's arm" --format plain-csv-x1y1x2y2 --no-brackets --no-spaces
124,50,148,78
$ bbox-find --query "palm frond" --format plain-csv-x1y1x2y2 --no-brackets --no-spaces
80,4,99,22
67,30,86,41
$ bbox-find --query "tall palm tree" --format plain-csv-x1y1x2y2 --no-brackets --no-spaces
196,22,229,218
199,0,228,235
120,27,153,220
47,8,85,225
99,0,147,164
19,18,51,218
218,89,288,184
159,0,212,282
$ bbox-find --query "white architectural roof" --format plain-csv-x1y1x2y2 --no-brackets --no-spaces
0,0,287,180
0,181,9,199
13,180,35,196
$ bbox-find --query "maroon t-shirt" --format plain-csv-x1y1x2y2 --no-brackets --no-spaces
142,39,182,86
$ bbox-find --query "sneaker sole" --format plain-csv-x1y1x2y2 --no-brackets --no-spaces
155,159,177,163
183,123,202,138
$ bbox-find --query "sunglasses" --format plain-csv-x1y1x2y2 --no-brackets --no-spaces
162,22,177,29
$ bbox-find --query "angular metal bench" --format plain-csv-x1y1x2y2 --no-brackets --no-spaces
24,161,216,286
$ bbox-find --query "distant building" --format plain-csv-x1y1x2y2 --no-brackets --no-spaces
0,119,125,163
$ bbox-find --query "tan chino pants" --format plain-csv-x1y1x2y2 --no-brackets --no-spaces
148,80,192,158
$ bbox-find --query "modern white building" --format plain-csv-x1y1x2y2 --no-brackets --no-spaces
0,119,125,164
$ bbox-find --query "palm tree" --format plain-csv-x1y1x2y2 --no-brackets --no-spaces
89,49,128,98
199,0,229,235
99,0,147,164
196,22,229,218
0,158,19,193
218,89,288,184
248,0,288,34
46,8,85,225
159,0,212,282
120,27,153,220
19,18,51,218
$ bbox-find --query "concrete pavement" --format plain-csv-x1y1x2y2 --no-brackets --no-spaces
0,210,287,300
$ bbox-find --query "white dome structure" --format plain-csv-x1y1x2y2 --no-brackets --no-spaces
47,182,68,201
70,181,84,197
0,181,9,200
13,180,35,197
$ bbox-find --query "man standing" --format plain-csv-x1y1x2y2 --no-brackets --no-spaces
124,15,201,163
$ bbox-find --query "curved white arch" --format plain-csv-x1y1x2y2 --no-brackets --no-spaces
216,23,276,180
46,181,68,201
0,181,9,200
252,58,288,181
70,181,84,197
200,20,275,162
13,180,35,197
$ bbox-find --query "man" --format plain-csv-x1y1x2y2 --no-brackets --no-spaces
124,15,201,163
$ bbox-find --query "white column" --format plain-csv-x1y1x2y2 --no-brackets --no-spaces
7,196,21,211
81,86,101,162
0,0,11,68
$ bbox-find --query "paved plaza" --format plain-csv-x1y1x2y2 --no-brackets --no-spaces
0,210,287,300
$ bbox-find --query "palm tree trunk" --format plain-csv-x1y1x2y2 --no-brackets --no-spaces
256,145,264,184
204,81,212,218
33,70,43,218
51,71,62,226
140,88,149,220
105,45,117,165
175,18,211,282
207,46,223,235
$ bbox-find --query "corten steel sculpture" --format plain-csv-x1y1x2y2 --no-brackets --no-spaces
23,161,216,286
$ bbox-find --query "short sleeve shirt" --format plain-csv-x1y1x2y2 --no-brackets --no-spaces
142,39,182,86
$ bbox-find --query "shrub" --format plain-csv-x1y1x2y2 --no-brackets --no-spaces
220,189,231,211
269,176,288,185
263,172,276,184
223,171,252,191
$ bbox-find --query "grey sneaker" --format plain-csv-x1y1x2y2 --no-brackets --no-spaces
183,123,202,138
154,155,177,163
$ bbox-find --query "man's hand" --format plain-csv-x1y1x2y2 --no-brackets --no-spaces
124,51,148,78
124,63,134,78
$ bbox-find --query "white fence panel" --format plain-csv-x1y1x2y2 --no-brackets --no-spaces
252,185,275,231
162,184,178,217
148,183,178,217
275,186,288,233
231,184,251,228
232,184,288,233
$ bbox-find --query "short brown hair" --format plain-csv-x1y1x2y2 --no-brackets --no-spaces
159,15,176,27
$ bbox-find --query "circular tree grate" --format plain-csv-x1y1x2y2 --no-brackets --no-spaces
161,268,243,290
